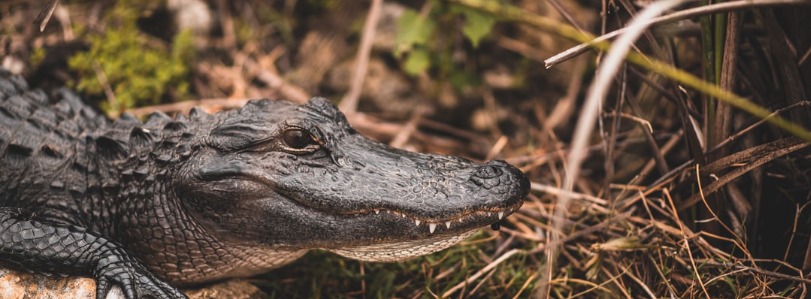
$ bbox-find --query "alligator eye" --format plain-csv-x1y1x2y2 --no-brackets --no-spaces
282,128,316,149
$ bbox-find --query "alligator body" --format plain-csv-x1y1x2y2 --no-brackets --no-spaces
0,69,529,299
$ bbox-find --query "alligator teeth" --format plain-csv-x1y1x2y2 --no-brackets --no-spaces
374,209,380,215
415,220,421,226
498,212,504,219
429,223,437,234
445,221,451,229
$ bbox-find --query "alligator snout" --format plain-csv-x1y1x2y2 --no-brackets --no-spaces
469,160,529,197
472,162,504,179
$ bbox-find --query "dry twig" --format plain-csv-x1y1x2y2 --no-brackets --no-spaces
339,0,383,113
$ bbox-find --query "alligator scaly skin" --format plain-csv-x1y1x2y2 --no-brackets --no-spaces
0,70,187,298
0,69,529,298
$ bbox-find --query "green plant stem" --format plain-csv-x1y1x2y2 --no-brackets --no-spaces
450,0,811,142
710,1,728,146
701,0,717,144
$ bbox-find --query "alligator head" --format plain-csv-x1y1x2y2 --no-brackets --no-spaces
177,97,529,262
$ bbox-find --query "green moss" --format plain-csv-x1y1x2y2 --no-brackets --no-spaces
67,2,194,115
29,47,47,69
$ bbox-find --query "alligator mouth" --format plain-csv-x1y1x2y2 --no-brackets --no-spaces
272,173,526,236
323,196,524,262
340,201,524,235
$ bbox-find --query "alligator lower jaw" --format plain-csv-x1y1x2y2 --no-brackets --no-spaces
328,229,480,262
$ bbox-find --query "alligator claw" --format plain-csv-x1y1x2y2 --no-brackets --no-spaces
95,256,187,299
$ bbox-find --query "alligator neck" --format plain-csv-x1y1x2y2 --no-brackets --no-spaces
113,173,308,285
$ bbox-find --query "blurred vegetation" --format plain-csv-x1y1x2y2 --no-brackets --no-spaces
394,2,496,84
67,0,194,114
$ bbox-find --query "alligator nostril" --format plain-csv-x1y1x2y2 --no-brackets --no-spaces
488,160,509,167
473,164,503,179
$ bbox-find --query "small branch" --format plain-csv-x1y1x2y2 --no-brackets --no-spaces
34,0,59,32
244,57,310,104
709,101,811,153
702,260,811,285
601,111,653,134
530,183,608,206
125,98,250,117
664,188,712,298
545,0,811,68
485,136,508,161
339,0,383,113
679,137,810,210
799,45,811,66
389,105,428,148
441,249,525,298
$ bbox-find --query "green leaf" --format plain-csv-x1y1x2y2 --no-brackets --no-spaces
403,48,431,75
394,9,436,57
453,5,496,48
450,70,479,90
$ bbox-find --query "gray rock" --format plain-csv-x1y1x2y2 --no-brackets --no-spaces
0,268,268,299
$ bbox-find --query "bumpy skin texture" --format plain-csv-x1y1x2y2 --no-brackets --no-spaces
0,209,184,299
0,69,529,299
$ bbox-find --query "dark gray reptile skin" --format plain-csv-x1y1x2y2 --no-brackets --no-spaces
0,69,529,299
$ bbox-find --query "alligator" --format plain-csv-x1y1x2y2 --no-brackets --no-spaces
0,69,529,299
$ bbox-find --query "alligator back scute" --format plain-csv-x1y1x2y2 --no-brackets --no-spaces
0,70,107,217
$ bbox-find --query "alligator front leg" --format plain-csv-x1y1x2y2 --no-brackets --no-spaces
0,208,186,299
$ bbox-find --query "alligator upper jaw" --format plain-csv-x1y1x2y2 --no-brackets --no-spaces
269,149,531,240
